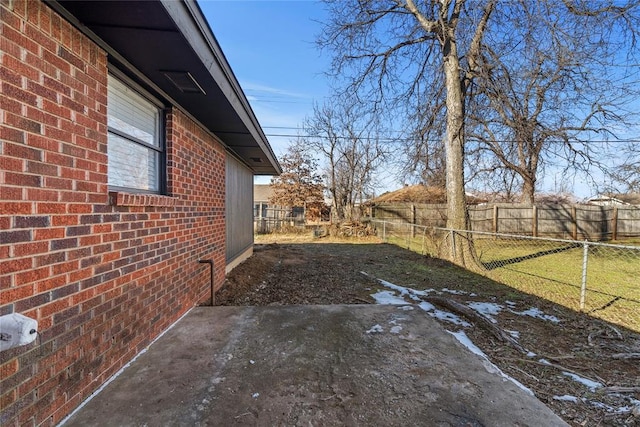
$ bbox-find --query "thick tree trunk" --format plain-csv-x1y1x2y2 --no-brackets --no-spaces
520,147,539,204
521,176,536,205
443,56,467,230
442,42,476,268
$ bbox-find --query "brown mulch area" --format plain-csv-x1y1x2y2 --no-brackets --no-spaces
216,237,640,426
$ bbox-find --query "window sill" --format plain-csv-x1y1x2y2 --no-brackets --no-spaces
109,191,177,207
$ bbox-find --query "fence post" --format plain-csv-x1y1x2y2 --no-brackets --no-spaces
411,204,416,238
532,205,538,237
572,206,578,240
450,230,456,259
612,207,618,241
580,240,589,311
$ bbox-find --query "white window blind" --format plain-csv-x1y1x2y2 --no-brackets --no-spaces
107,75,162,192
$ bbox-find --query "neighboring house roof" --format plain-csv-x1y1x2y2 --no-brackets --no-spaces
254,184,274,203
533,193,577,204
51,0,280,175
369,185,487,205
587,194,640,206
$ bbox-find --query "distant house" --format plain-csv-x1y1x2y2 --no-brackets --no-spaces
253,184,305,232
369,185,487,205
0,1,280,424
254,183,276,219
587,194,640,206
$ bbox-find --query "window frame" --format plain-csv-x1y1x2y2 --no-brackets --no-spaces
107,69,167,194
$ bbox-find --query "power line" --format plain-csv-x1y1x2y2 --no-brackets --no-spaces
250,100,313,104
263,126,406,133
264,132,640,144
263,126,304,130
265,133,404,142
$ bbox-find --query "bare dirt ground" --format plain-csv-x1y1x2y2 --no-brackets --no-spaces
217,235,640,426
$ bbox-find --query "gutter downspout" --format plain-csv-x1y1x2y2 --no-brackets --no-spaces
198,259,215,306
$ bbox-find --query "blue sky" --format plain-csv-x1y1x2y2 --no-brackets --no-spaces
199,1,637,199
200,0,330,161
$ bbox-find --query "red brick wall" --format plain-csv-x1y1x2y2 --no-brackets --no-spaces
0,1,227,424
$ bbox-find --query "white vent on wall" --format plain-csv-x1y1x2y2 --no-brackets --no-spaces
0,313,38,352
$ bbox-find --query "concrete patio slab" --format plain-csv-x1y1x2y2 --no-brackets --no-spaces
62,305,566,426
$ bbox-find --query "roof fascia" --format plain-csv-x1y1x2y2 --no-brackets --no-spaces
160,0,281,174
45,1,238,151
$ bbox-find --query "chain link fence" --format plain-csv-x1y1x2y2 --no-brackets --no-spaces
371,219,640,332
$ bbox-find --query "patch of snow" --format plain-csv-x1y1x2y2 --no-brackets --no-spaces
371,290,408,305
418,302,471,327
553,396,639,415
366,324,384,334
252,393,260,399
612,405,634,414
583,398,627,413
419,301,435,311
506,330,520,339
467,302,503,323
441,288,467,295
505,300,517,307
362,271,430,302
582,398,640,414
562,372,603,391
586,400,610,410
390,326,403,334
447,330,534,396
510,307,560,323
364,271,512,329
538,358,552,365
399,306,414,311
448,330,485,357
367,272,471,326
434,310,471,326
526,351,537,357
553,395,579,402
249,360,255,365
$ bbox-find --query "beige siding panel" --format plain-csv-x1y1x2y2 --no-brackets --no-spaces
226,156,254,263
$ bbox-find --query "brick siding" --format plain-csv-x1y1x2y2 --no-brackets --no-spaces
0,1,227,424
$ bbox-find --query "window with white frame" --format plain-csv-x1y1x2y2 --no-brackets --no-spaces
107,74,163,192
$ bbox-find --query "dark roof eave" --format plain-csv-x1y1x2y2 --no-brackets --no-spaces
48,0,281,175
161,0,281,174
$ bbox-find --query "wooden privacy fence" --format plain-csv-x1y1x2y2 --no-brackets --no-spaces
370,203,640,240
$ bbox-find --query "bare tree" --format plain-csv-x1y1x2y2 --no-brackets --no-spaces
465,150,521,202
303,102,387,222
607,143,640,193
319,0,640,265
402,125,447,189
269,142,325,221
319,0,496,266
467,1,640,204
400,77,448,188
